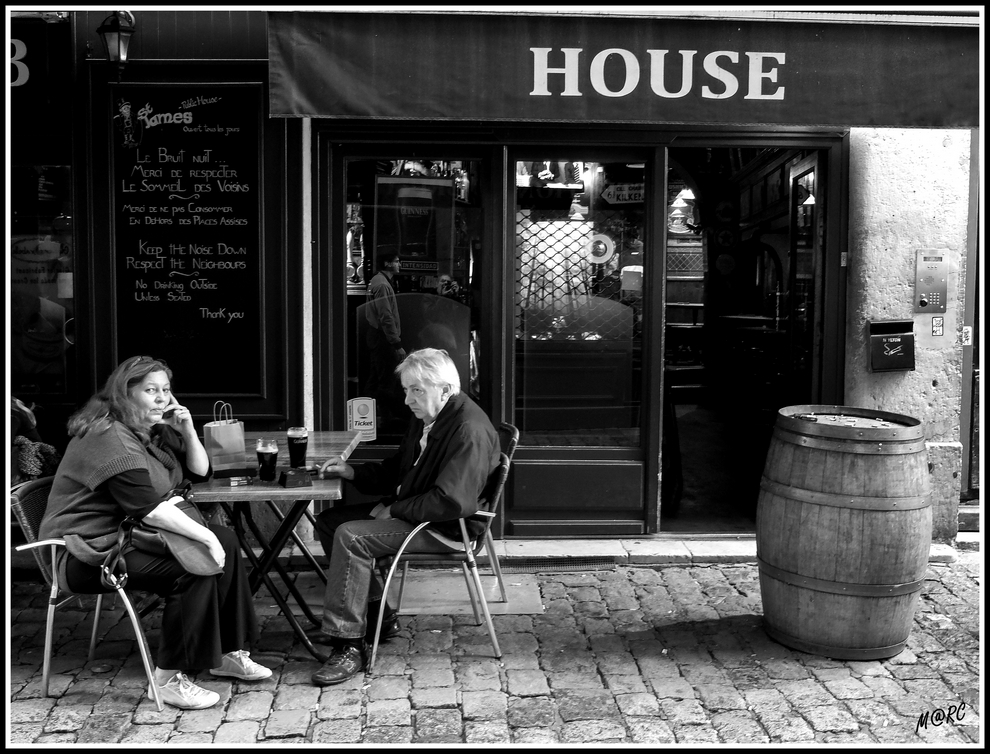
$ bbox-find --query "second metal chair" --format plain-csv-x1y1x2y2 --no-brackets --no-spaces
11,476,164,711
368,452,512,673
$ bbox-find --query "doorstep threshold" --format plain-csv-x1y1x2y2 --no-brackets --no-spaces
273,536,960,570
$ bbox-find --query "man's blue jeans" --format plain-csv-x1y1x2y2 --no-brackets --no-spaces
315,502,459,640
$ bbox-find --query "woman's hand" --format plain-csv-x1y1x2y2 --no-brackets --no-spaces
143,502,224,567
163,399,195,433
163,395,210,476
319,456,355,480
203,528,226,569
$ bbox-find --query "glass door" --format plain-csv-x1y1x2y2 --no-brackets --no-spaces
513,159,645,445
506,155,655,536
342,156,486,444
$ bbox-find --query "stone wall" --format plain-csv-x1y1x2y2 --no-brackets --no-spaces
845,129,972,541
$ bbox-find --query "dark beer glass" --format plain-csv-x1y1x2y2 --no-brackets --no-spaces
256,439,278,482
287,427,309,468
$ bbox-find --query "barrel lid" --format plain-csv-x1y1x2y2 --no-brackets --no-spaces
792,413,903,429
776,405,924,440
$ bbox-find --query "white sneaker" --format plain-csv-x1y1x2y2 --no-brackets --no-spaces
151,671,220,710
210,649,273,681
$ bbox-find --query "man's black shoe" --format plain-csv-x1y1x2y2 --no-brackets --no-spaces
311,643,366,687
365,612,401,644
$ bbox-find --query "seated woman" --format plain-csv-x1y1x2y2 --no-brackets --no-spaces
39,355,271,710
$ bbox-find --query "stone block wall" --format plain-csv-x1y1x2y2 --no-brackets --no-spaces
844,129,972,542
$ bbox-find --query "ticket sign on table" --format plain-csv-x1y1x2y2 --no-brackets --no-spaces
111,83,263,394
348,397,377,442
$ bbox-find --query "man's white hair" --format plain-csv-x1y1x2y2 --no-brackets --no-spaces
396,348,461,395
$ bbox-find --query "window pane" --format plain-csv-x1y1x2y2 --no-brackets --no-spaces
345,159,483,443
11,165,75,395
513,160,643,447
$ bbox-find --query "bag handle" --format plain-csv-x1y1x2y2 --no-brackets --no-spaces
101,481,197,589
101,516,138,590
213,401,232,423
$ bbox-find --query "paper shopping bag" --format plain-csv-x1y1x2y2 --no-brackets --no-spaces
203,401,249,477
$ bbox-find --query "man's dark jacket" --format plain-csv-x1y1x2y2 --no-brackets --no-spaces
350,392,499,539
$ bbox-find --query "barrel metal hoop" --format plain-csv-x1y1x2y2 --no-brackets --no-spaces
759,478,931,511
757,556,925,597
773,427,927,455
761,621,907,661
776,405,923,442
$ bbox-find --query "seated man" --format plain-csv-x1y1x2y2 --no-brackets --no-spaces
312,348,499,686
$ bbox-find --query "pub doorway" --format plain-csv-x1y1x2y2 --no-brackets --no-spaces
660,146,830,533
314,134,843,538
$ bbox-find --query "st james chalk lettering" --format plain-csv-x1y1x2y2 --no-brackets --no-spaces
111,84,263,394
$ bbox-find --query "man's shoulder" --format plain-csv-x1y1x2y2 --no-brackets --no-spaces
448,394,496,434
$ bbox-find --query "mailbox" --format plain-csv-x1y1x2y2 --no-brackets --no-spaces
869,320,915,372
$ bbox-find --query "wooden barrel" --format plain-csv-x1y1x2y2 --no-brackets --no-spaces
756,405,932,660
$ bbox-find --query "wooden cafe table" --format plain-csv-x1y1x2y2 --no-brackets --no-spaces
192,429,361,660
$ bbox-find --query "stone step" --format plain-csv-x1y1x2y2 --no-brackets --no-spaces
956,532,980,552
958,502,980,532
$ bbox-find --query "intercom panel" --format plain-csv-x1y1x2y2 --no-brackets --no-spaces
914,249,948,313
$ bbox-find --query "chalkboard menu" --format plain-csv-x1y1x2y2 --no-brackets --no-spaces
111,83,263,395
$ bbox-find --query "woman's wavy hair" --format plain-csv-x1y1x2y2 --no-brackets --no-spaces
66,355,172,443
395,348,461,396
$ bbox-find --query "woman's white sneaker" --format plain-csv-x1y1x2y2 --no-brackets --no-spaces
151,672,220,709
210,650,273,681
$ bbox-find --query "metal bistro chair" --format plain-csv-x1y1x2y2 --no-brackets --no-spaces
497,421,519,461
11,476,164,711
368,452,512,673
486,422,519,600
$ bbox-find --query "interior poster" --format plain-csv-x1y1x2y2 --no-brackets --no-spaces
111,83,263,395
374,176,454,276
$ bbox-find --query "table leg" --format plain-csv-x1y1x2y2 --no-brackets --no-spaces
252,565,329,662
236,503,321,627
220,502,264,575
221,500,327,662
301,507,330,586
220,500,328,659
267,500,328,585
244,501,309,589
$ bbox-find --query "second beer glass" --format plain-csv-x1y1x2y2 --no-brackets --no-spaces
287,427,309,468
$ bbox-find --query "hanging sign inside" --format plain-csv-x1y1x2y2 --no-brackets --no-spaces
601,184,645,204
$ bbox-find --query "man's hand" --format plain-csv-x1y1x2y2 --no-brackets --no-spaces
370,502,393,520
319,457,355,480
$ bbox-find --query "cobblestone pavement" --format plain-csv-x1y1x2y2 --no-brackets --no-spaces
7,552,982,746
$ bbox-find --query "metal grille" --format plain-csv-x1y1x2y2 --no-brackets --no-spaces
515,209,635,342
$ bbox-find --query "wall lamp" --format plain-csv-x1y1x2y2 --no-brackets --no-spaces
96,10,136,81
